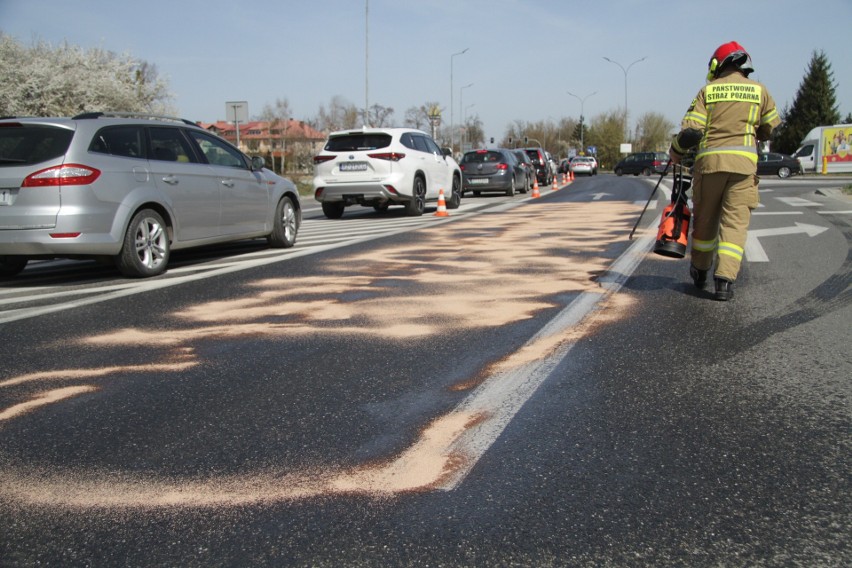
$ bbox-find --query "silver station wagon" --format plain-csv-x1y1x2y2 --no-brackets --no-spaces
0,112,301,277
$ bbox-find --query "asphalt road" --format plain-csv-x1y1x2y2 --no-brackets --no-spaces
0,173,849,566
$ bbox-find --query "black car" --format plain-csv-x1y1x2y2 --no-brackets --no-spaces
614,151,669,176
757,152,802,178
523,147,553,185
460,148,526,196
511,149,535,192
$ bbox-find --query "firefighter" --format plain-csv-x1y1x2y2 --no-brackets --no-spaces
669,41,781,301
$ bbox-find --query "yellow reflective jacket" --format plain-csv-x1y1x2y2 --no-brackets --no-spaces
671,69,780,174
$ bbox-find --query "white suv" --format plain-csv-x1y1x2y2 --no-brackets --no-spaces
312,128,462,218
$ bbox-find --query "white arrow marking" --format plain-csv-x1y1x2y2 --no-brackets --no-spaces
745,222,829,262
591,192,609,200
776,196,821,207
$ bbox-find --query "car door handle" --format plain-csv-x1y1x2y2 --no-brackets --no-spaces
161,175,179,185
221,179,235,188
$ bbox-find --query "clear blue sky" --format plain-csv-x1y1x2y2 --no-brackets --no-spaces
2,0,850,143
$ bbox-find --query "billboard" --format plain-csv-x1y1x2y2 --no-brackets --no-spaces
822,126,852,164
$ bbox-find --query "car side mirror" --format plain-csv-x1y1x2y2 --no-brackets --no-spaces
442,147,452,158
250,156,266,171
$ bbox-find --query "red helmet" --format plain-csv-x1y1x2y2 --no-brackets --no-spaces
708,41,754,79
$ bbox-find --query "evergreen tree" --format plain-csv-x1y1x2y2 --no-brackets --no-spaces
772,50,840,154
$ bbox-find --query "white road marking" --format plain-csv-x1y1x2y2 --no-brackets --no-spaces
775,196,822,207
438,225,656,490
745,222,829,262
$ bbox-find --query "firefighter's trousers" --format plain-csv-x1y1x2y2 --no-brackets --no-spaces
689,171,758,281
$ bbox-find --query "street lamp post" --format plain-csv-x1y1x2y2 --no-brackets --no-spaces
364,0,369,126
450,47,469,154
566,90,597,153
460,82,473,151
602,56,647,140
463,103,475,150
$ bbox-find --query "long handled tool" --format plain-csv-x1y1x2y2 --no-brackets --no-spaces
628,162,671,240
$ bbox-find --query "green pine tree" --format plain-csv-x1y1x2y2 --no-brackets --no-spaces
772,50,840,154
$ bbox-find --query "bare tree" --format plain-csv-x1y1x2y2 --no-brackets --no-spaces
362,104,394,128
632,112,675,152
315,95,360,132
404,102,443,132
258,98,292,173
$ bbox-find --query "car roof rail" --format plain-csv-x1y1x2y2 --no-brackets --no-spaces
72,111,198,126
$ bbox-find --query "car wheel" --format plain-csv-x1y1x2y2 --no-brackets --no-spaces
447,175,462,209
0,256,28,277
506,176,516,197
777,166,791,179
615,168,623,176
116,208,169,278
268,195,297,248
322,202,345,219
405,176,426,216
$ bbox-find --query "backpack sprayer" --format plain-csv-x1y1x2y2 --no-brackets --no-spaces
628,155,695,259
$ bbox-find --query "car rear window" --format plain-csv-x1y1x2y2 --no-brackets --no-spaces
524,149,543,164
0,123,74,167
325,133,392,152
462,151,504,164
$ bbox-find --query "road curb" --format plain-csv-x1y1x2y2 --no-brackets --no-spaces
815,187,852,200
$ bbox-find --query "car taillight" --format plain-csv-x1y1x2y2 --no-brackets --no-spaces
459,164,466,171
22,164,100,187
496,163,509,170
368,152,405,161
313,155,335,164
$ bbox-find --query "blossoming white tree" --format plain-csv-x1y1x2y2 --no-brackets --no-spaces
0,33,174,117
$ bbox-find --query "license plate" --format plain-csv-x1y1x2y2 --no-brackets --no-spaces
339,162,367,172
470,178,488,185
0,188,15,205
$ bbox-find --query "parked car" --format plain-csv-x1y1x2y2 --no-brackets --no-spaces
757,152,802,178
0,112,301,278
569,156,598,176
511,149,535,192
546,151,559,178
558,158,571,174
460,149,526,196
614,151,670,176
312,128,461,219
523,147,553,185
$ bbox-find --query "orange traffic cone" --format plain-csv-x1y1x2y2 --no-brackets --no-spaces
552,175,559,191
531,178,540,198
434,188,449,217
562,172,568,185
570,170,575,182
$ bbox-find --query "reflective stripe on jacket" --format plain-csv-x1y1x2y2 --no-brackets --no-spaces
672,70,781,175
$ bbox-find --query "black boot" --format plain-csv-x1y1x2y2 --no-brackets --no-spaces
690,264,708,289
714,277,734,301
